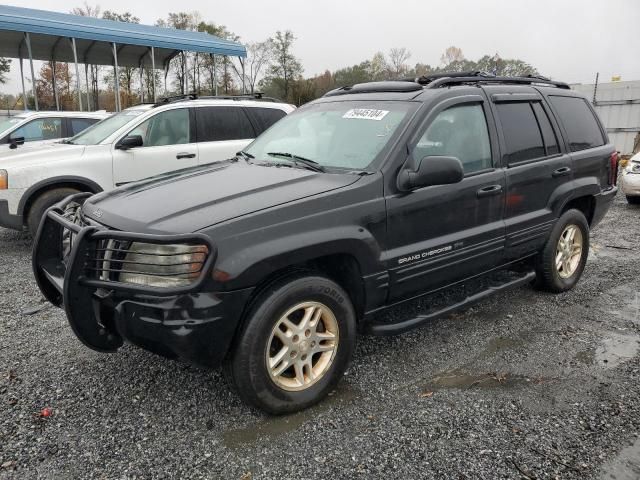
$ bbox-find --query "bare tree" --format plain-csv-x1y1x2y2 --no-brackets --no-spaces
71,3,102,109
440,46,465,66
242,40,273,94
388,47,411,78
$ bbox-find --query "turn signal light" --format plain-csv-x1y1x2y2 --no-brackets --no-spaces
0,170,7,190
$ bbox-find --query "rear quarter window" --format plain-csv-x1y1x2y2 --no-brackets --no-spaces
246,107,287,135
196,106,255,142
548,95,605,152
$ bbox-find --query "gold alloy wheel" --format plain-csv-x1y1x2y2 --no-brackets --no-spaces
555,224,584,279
266,301,339,392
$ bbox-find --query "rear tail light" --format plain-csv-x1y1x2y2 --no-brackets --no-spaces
610,152,619,186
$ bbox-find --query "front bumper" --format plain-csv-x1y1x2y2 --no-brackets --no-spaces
0,199,23,230
620,173,640,197
32,195,252,367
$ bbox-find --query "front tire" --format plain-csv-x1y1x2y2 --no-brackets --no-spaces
534,209,589,293
626,195,640,205
225,274,356,414
27,187,81,236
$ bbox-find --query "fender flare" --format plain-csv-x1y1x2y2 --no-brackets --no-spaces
216,226,382,290
17,176,103,216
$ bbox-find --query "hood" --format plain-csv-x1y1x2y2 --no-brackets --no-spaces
83,160,362,233
0,143,86,168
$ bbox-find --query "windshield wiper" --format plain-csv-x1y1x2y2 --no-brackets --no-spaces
267,152,325,172
61,139,75,145
237,150,254,160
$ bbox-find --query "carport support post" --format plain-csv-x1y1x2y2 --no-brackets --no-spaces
112,42,121,112
211,53,218,96
24,33,38,111
18,57,27,111
51,60,60,111
70,38,83,111
240,57,245,95
150,47,156,102
84,64,90,111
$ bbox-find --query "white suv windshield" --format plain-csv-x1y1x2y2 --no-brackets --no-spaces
244,101,415,170
0,117,23,136
68,110,145,145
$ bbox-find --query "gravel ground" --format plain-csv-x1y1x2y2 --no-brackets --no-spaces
1,196,640,479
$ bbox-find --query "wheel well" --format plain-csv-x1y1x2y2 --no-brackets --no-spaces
22,182,98,221
247,253,366,322
563,196,595,225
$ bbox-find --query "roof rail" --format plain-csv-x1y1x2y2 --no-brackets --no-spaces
153,92,284,107
410,71,570,90
153,93,198,107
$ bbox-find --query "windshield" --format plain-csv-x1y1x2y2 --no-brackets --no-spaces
0,117,23,136
69,110,145,145
244,101,415,171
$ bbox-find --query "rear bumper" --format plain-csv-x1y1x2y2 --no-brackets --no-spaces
591,186,617,228
0,199,23,230
32,195,252,367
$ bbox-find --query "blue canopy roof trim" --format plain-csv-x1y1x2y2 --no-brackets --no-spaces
0,4,246,67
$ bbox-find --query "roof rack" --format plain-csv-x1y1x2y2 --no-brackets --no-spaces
323,81,423,97
408,71,570,90
153,92,284,107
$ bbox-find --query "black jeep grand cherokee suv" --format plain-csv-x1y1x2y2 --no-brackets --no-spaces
33,73,618,414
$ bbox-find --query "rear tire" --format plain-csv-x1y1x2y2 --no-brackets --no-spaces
626,195,640,205
27,188,81,236
225,274,356,414
534,209,589,293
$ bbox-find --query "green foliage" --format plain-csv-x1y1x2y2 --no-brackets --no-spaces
262,31,303,101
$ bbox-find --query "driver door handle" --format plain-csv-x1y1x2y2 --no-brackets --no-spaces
552,166,571,178
176,152,196,159
477,184,503,198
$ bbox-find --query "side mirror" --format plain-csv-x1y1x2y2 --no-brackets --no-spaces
8,136,25,150
116,135,143,150
397,155,464,191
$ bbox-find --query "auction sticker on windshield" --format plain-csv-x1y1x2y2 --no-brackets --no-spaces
343,109,389,121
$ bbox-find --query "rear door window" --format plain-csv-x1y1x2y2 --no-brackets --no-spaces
70,118,99,136
196,106,256,142
245,107,287,135
548,95,605,152
531,102,559,156
495,102,545,164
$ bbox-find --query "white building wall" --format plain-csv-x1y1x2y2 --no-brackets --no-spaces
571,80,640,155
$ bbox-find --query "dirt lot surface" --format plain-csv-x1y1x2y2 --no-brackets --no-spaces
1,196,639,479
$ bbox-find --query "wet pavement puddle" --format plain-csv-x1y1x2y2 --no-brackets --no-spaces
222,383,359,449
595,332,640,369
600,437,640,480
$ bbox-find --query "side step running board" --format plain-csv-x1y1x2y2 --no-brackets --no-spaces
365,271,536,336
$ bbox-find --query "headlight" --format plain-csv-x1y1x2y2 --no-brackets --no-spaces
0,170,7,190
627,162,640,174
117,242,209,288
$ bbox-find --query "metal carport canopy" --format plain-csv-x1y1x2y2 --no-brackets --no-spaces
0,5,246,68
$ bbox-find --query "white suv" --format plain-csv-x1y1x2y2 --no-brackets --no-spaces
0,110,108,151
0,97,294,233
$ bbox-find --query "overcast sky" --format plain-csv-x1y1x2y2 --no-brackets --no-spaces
3,0,640,93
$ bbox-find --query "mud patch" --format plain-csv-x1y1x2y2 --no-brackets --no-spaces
574,349,595,365
595,332,640,369
426,369,538,390
222,383,359,449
